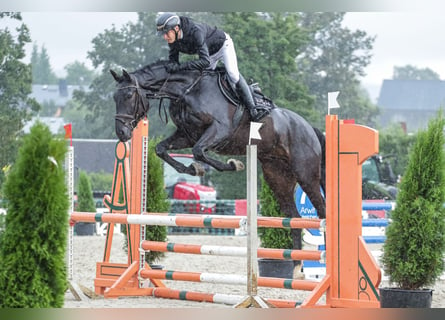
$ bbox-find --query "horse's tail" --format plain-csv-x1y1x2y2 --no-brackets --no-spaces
312,126,326,193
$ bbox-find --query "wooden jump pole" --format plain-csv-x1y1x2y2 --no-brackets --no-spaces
140,240,324,261
139,269,319,290
70,211,323,230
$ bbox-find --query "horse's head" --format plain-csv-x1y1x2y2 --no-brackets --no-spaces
110,69,151,142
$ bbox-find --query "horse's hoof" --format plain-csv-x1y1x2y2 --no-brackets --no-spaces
191,162,205,176
293,267,305,280
227,159,245,171
293,263,305,280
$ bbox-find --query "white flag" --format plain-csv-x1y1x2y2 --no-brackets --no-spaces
249,121,263,144
328,91,340,114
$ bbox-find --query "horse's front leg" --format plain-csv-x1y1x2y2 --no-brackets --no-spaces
155,131,201,176
191,126,244,172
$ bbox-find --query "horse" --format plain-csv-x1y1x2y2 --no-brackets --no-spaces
110,60,326,276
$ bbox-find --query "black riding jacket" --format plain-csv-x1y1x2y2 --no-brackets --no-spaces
168,16,226,71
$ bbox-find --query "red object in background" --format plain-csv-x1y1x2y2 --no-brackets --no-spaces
235,199,247,216
64,123,72,146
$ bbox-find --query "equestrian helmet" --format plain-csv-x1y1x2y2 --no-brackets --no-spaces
156,13,180,36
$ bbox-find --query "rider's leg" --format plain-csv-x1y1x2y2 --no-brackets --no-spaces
218,34,260,121
235,74,259,121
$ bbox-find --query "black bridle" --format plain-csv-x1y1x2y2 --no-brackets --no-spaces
114,77,150,129
114,67,204,129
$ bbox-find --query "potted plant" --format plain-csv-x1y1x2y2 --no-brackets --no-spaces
74,171,96,235
380,112,445,308
258,176,295,279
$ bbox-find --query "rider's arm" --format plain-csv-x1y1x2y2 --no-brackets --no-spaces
168,45,180,64
180,26,210,71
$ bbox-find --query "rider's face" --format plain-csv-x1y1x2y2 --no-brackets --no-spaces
163,27,179,44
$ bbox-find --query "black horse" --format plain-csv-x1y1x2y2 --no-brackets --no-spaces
111,61,325,275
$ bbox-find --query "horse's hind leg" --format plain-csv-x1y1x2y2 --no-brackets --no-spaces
296,160,326,219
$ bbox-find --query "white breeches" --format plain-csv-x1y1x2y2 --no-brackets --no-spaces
208,33,240,84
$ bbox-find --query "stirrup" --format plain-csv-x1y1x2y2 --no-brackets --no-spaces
250,108,269,121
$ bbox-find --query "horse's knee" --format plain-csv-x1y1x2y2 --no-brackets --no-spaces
192,146,205,162
155,144,166,157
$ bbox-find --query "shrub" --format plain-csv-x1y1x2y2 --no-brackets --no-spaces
145,137,170,264
381,112,445,290
0,122,68,307
258,176,292,249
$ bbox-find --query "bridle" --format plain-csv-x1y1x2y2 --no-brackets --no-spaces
114,77,150,129
114,66,205,129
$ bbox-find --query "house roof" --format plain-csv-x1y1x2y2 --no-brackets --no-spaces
30,84,86,106
377,79,445,111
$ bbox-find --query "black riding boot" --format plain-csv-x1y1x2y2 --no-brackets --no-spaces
236,75,260,121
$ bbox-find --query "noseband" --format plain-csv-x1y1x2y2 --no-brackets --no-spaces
115,77,150,129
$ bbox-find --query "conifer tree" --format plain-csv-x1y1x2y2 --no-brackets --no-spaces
382,111,445,289
258,176,292,249
145,137,169,264
0,122,68,307
74,171,96,235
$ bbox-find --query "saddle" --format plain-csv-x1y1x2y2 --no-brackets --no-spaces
216,71,276,115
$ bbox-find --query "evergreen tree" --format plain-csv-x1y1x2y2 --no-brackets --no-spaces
64,61,96,86
0,122,68,307
77,171,96,212
258,176,292,249
382,111,445,289
145,137,170,264
74,171,97,235
0,13,39,193
30,43,58,84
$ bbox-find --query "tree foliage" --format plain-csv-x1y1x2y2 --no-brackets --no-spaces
30,43,58,84
0,122,68,307
64,60,97,86
258,176,292,249
296,12,377,129
223,12,316,121
73,12,171,139
393,64,440,81
145,137,170,263
0,12,39,194
382,111,445,290
77,170,96,212
379,124,417,177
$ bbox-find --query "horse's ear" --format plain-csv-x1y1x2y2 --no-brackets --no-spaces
122,69,132,82
110,69,122,82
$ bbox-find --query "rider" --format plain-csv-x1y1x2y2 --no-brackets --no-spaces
156,12,267,121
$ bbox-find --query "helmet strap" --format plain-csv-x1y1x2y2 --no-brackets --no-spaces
174,26,182,41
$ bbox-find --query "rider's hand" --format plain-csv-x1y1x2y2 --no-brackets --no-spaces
165,63,180,73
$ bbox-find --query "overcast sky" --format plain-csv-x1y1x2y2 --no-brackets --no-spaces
4,12,445,102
